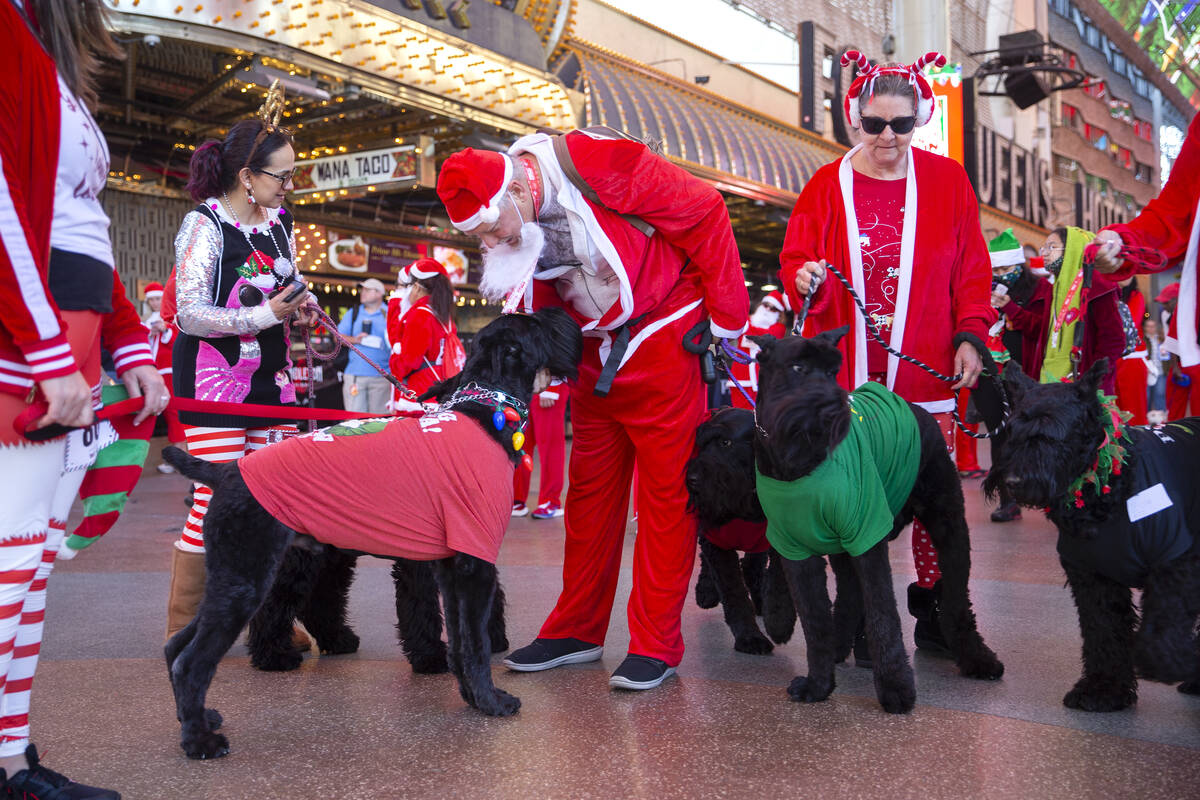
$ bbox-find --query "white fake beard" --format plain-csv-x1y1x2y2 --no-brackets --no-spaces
479,222,545,301
750,307,780,329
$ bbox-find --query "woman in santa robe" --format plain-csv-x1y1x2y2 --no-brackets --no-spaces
1092,112,1200,418
779,51,995,655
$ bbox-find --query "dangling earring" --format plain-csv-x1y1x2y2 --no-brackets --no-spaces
245,185,256,205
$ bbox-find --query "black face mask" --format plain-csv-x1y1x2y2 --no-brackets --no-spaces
1045,255,1065,277
993,266,1022,290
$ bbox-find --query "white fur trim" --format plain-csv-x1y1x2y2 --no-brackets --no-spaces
990,249,1025,268
1174,193,1200,368
410,265,442,280
449,157,513,231
711,320,747,339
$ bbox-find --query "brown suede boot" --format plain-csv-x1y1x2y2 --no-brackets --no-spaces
291,624,311,652
166,545,206,642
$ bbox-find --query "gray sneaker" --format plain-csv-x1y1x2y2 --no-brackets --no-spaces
608,654,676,690
502,637,602,672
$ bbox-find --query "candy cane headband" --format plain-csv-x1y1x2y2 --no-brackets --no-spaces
842,50,947,129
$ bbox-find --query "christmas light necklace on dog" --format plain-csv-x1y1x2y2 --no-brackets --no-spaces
437,382,532,468
1061,392,1132,510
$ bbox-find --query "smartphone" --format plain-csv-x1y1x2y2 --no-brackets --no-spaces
362,319,373,335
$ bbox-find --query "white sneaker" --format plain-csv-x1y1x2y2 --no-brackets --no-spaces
156,462,176,474
511,502,529,517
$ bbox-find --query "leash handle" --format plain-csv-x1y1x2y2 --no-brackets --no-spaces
1082,242,1167,273
792,293,813,335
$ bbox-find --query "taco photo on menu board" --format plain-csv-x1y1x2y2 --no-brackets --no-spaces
329,237,369,272
433,245,468,285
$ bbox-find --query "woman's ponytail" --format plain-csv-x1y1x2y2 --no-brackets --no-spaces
186,140,225,203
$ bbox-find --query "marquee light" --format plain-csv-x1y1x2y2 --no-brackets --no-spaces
108,0,576,131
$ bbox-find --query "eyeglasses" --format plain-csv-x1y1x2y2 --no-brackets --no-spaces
1039,243,1064,256
255,167,295,184
860,115,917,135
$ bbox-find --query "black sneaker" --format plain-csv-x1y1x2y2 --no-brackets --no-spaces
502,637,602,672
609,654,676,690
4,744,120,799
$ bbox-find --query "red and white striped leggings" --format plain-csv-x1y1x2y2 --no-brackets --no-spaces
177,425,299,552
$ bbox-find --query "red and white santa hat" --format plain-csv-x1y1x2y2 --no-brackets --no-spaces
842,50,946,129
436,148,513,231
143,281,164,300
761,291,785,313
409,257,448,280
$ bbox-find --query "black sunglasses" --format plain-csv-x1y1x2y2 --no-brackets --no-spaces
860,115,917,135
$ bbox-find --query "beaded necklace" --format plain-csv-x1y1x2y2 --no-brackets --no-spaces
214,194,295,286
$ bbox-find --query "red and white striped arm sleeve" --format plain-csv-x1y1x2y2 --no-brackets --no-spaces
0,151,75,382
102,276,154,375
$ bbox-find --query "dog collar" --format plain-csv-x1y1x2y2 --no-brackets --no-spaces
1061,391,1132,510
436,382,532,465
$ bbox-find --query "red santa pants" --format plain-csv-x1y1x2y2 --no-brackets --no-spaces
912,411,955,589
538,309,704,666
1114,357,1149,426
513,392,567,507
1167,364,1200,420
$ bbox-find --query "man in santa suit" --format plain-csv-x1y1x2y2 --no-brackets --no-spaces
727,291,787,408
1093,112,1200,418
143,282,186,472
436,132,749,690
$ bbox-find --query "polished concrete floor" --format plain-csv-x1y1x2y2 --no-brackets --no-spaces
37,438,1200,799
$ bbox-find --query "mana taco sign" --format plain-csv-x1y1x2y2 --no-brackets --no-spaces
292,145,420,195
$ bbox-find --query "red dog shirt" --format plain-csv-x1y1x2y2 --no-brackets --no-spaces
238,412,514,563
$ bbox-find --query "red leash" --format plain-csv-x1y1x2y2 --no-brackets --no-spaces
1082,242,1167,273
13,395,422,442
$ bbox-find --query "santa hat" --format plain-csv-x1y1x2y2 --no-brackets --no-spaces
842,50,946,129
988,229,1025,268
1155,282,1180,305
143,282,164,300
436,148,513,231
409,257,448,280
761,291,785,312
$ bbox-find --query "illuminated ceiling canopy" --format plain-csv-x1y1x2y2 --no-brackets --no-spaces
1097,0,1200,110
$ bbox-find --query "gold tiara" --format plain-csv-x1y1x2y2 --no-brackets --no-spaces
258,79,285,132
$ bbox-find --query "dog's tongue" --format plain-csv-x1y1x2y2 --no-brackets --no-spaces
501,263,536,314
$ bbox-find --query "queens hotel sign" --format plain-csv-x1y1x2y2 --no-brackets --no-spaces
292,145,428,197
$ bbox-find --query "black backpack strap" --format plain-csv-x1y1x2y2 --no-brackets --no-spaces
550,133,656,238
593,312,650,397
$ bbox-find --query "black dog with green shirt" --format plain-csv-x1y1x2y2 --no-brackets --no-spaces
752,328,1003,713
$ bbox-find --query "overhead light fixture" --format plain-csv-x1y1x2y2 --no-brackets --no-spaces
236,61,331,101
971,31,1084,110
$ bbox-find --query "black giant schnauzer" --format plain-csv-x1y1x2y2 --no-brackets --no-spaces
163,308,582,759
986,359,1200,711
686,406,796,654
753,328,1003,714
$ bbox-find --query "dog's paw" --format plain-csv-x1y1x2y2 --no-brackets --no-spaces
957,648,1005,681
694,581,720,610
786,675,833,703
204,709,223,731
317,627,360,656
1063,678,1137,712
876,680,917,714
409,650,450,674
250,649,304,672
1177,679,1200,695
472,687,521,717
733,631,774,655
182,730,230,760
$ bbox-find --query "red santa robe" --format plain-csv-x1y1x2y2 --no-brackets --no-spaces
779,144,995,413
390,296,451,400
1102,112,1200,413
1114,289,1148,425
509,130,749,666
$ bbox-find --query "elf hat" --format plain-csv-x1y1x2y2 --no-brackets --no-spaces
409,257,448,280
144,282,164,300
436,148,513,231
761,291,785,312
988,228,1025,268
842,50,946,129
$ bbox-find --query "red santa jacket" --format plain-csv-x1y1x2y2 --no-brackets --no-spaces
1103,112,1200,368
391,296,450,397
510,131,749,381
0,9,74,397
779,145,995,410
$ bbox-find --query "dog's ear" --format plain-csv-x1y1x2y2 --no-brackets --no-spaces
1076,358,1110,398
748,335,777,364
1001,361,1035,405
813,325,850,347
531,307,583,380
